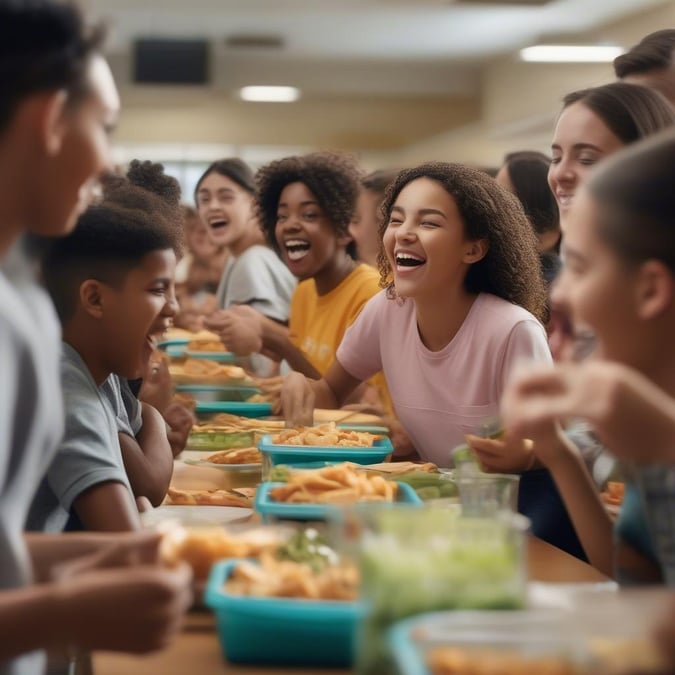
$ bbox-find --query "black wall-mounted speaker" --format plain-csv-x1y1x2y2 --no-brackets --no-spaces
133,38,209,85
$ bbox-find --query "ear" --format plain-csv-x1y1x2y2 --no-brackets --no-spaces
634,260,674,320
35,90,69,156
337,232,354,249
463,238,489,265
79,279,105,319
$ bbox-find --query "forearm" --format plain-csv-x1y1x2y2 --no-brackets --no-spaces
546,443,615,576
261,319,321,379
26,532,121,583
73,482,141,532
120,404,173,506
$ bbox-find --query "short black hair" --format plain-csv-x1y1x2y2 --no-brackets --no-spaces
562,82,675,145
256,152,362,258
501,151,559,237
193,158,256,203
43,160,183,322
0,0,105,132
377,162,548,323
614,30,675,79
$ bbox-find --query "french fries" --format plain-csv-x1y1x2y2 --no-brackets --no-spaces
226,552,358,601
272,422,380,448
269,463,398,505
166,487,252,508
205,447,262,465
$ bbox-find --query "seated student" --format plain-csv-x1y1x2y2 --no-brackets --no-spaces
196,158,296,373
27,160,183,533
495,151,561,287
0,2,190,672
212,152,391,409
501,129,675,582
280,161,549,453
349,169,399,269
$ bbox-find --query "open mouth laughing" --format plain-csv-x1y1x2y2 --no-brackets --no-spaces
394,250,426,271
284,239,311,262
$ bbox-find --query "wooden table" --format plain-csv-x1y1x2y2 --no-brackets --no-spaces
93,535,608,675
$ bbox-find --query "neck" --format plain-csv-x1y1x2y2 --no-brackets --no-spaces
230,223,265,257
63,324,110,386
314,252,357,296
413,287,478,352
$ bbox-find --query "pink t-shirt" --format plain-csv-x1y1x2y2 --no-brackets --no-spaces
336,291,552,466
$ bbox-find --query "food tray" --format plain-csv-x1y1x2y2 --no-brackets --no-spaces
184,350,239,364
258,434,393,469
205,559,363,666
388,610,586,675
175,384,261,403
254,480,421,521
195,401,273,419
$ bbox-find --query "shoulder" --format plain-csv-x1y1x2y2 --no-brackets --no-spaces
239,245,282,267
474,294,544,333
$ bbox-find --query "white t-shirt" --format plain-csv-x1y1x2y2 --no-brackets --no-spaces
0,242,64,675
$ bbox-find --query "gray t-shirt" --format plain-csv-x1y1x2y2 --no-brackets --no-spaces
0,243,64,675
102,375,143,438
26,344,134,534
216,244,296,322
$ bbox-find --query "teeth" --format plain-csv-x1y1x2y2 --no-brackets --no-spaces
285,239,310,248
396,252,424,262
209,220,228,228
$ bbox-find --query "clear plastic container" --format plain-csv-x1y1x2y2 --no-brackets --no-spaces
348,507,530,675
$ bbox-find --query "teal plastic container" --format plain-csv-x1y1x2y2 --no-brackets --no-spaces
195,401,273,419
258,434,393,473
204,559,363,666
184,350,239,364
255,480,422,521
175,384,261,402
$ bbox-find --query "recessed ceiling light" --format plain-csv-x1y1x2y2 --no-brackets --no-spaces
238,86,301,102
519,44,624,63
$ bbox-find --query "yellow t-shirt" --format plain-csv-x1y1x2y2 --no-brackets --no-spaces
289,264,392,413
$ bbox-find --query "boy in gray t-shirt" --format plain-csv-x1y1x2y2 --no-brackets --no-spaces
31,160,184,533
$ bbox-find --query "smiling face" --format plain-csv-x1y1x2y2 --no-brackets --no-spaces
382,177,484,300
99,249,177,379
275,181,346,281
196,172,255,254
32,55,120,239
548,101,624,231
551,189,639,363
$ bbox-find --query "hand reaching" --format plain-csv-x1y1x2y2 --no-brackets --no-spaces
279,372,315,427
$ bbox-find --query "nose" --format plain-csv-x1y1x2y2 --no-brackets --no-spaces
164,284,179,318
394,218,417,243
549,156,575,189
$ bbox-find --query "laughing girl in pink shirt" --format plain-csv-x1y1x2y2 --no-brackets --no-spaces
281,162,551,467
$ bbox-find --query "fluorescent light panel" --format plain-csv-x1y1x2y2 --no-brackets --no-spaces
238,85,300,102
519,44,624,63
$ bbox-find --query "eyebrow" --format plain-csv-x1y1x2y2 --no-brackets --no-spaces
562,248,587,265
551,142,603,153
390,205,446,218
197,187,235,195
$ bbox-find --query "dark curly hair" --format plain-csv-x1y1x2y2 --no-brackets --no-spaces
43,160,184,322
376,162,548,323
255,152,362,258
0,0,106,132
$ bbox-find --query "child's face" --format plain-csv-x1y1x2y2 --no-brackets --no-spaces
100,249,177,379
275,181,343,280
551,189,639,363
548,101,624,232
382,177,478,300
34,55,120,238
349,188,383,266
196,172,254,253
186,216,218,260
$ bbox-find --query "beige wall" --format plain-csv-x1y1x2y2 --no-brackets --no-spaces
384,1,675,168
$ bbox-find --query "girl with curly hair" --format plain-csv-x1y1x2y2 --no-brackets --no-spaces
221,152,390,409
281,160,550,461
